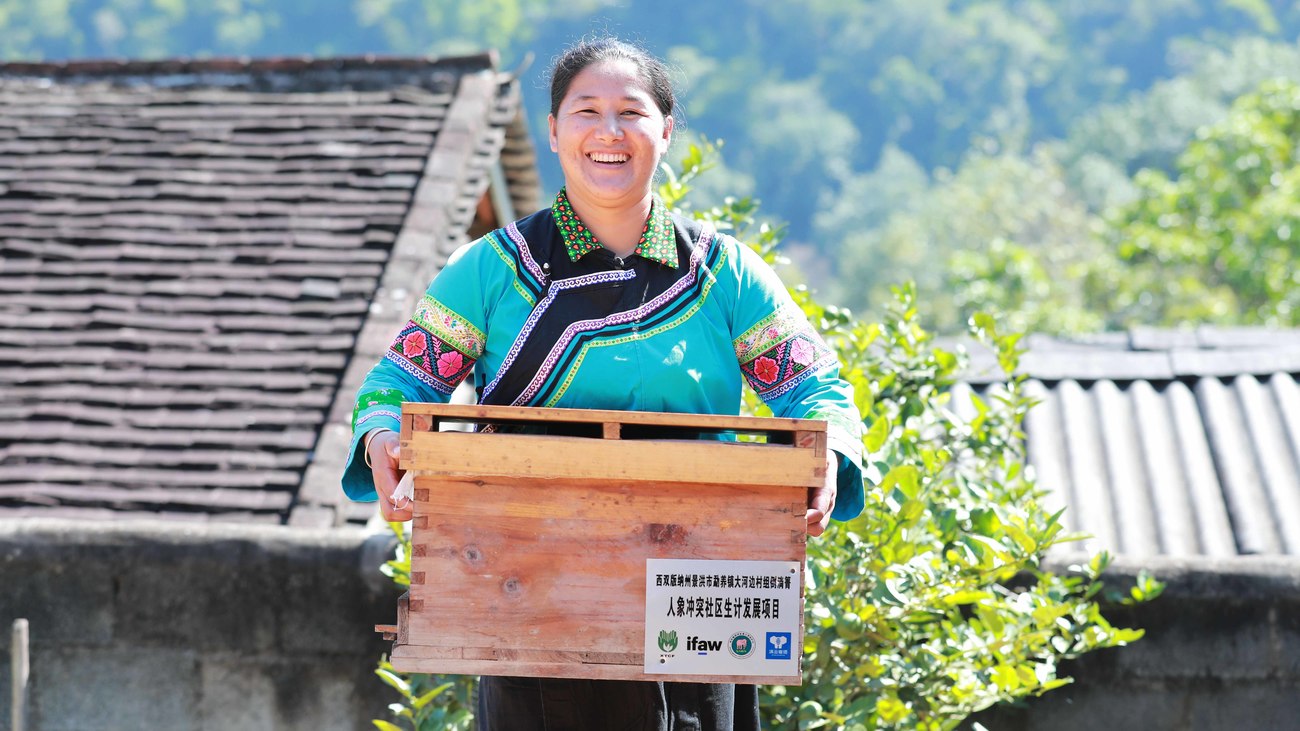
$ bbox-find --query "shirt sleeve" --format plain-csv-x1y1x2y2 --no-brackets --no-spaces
340,240,495,502
727,239,866,521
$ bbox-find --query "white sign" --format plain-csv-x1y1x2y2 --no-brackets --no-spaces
644,558,801,677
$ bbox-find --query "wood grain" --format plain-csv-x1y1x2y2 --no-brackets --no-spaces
402,431,826,488
401,402,825,436
384,403,821,684
389,645,802,685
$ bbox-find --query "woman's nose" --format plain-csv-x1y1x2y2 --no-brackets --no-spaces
596,113,623,140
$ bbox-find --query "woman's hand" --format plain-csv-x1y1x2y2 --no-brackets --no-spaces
807,453,837,537
366,430,413,522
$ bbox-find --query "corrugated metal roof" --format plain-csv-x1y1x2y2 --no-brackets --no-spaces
960,328,1300,557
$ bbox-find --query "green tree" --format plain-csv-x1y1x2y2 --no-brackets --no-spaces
1105,78,1300,326
831,146,1107,334
1059,36,1300,211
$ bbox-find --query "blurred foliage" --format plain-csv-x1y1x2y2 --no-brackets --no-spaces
1105,77,1300,326
932,77,1300,333
372,143,1160,730
5,0,1300,324
831,145,1110,334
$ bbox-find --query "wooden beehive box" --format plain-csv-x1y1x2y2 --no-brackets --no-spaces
377,403,826,685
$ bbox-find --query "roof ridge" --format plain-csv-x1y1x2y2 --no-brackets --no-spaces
0,52,498,79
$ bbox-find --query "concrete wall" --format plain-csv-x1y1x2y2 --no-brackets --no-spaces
4,523,1298,730
970,554,1300,731
0,519,401,731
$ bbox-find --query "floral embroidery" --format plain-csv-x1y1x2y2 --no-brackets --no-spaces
733,306,804,364
385,295,482,395
402,331,427,358
790,338,815,366
436,350,463,379
411,295,485,358
753,356,780,384
735,305,838,400
551,187,677,267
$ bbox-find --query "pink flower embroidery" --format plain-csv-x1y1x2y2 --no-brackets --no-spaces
753,356,780,384
790,338,815,366
437,350,464,378
402,331,428,357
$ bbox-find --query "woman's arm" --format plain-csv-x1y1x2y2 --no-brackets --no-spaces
341,241,495,508
726,239,866,528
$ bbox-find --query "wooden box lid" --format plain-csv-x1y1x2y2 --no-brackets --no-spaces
378,404,825,685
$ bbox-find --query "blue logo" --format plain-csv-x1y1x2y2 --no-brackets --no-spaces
766,632,792,660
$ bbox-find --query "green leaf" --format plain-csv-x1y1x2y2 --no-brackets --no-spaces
412,681,455,710
942,590,993,606
882,464,920,500
991,664,1020,690
899,498,925,524
875,696,911,724
374,667,410,696
864,415,890,453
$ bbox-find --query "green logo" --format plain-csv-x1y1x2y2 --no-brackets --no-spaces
729,632,755,659
658,630,679,653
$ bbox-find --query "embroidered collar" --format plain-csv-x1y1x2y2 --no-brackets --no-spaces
551,187,677,267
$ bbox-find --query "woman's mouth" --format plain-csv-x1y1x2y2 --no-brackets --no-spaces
588,152,629,165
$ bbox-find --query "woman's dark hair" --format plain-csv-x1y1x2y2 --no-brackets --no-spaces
549,38,675,117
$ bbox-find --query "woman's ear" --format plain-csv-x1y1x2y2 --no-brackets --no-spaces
548,114,558,153
660,115,674,151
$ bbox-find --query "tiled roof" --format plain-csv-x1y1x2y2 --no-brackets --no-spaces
957,327,1300,558
0,54,538,526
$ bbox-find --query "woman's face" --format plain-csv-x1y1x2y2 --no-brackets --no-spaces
548,58,673,211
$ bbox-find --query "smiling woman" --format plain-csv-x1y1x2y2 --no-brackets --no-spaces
546,43,675,255
343,36,866,731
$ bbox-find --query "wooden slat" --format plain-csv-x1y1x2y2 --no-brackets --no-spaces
404,431,824,488
402,403,826,436
389,646,800,686
396,472,805,683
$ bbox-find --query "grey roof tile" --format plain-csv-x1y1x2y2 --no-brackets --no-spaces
998,329,1300,558
0,54,532,525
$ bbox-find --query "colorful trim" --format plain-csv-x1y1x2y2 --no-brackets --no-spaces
506,221,548,285
488,226,546,303
734,306,804,364
542,244,729,407
384,295,482,395
513,227,715,406
352,388,404,432
411,295,485,358
552,187,677,267
480,267,639,402
735,305,838,401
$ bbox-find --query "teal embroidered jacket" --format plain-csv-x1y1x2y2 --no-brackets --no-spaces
343,198,866,521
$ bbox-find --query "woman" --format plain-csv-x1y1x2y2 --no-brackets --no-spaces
343,37,864,730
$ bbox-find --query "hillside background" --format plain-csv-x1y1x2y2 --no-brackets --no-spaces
5,0,1298,333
